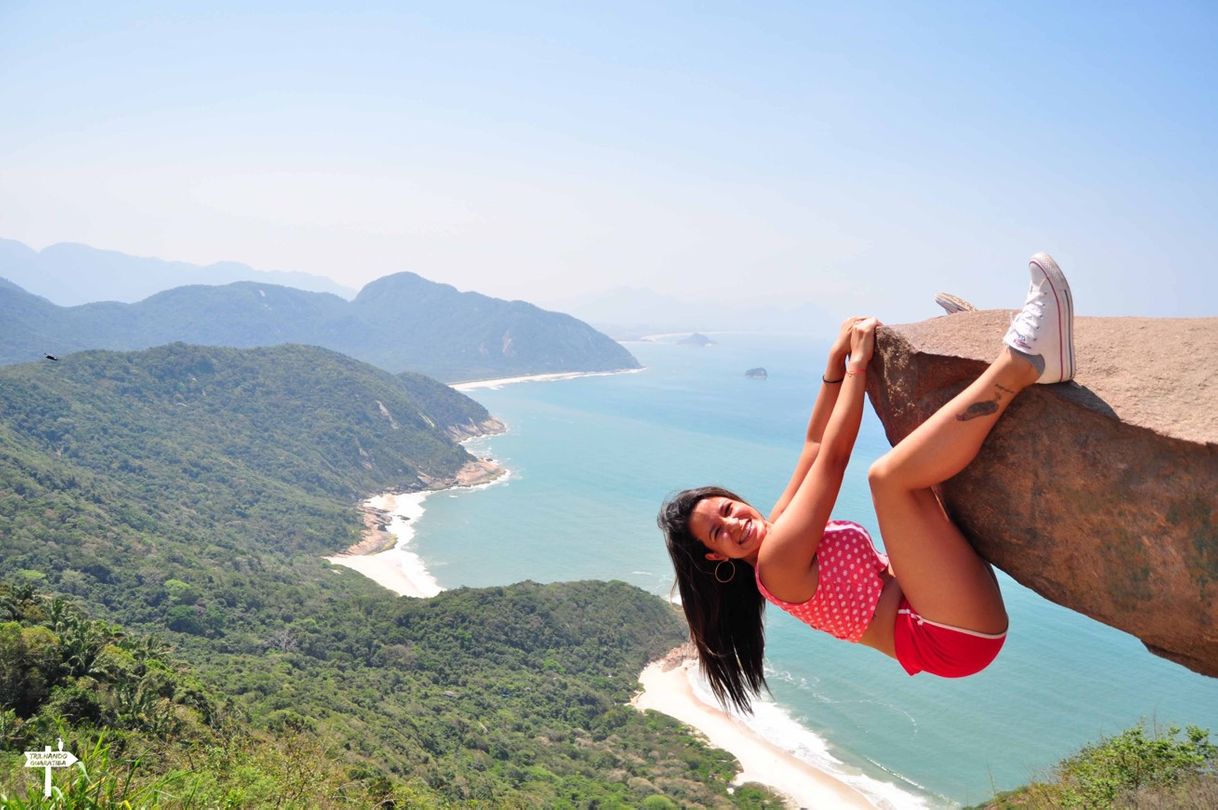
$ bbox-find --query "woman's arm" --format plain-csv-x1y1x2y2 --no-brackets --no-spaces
760,319,877,584
768,317,859,522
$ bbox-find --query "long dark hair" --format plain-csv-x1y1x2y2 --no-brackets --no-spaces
658,486,767,713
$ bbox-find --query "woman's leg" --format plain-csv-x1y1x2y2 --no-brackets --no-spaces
868,252,1074,633
868,348,1037,633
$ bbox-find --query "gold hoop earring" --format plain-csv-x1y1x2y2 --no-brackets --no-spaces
714,559,736,584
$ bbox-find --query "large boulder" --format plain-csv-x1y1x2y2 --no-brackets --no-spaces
866,311,1218,677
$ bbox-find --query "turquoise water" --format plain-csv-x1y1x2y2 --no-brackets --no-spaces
415,334,1218,807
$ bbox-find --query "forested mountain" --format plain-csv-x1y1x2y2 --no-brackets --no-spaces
0,344,491,624
0,345,775,806
0,237,355,305
0,279,56,364
0,267,641,382
347,272,640,379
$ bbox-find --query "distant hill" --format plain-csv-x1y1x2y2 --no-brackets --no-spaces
0,237,356,305
347,272,640,380
0,342,496,623
0,272,641,382
0,344,492,509
678,332,715,347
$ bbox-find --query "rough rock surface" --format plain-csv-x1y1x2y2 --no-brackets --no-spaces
866,311,1218,677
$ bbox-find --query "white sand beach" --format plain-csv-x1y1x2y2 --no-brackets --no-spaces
633,651,875,809
452,367,643,391
325,491,443,598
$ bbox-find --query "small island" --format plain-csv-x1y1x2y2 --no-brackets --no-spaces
745,367,768,380
678,332,715,347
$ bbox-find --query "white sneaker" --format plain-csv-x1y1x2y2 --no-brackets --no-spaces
933,292,977,314
1002,252,1075,383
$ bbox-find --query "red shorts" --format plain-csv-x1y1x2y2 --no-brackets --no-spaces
893,597,1006,678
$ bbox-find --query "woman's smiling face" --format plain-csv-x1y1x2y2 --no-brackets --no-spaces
689,495,767,562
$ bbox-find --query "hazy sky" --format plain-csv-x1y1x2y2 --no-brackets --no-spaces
2,1,1215,322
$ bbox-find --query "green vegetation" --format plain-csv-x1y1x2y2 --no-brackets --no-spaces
0,343,483,629
0,269,641,381
977,724,1218,809
1,581,778,807
0,345,780,807
0,584,363,807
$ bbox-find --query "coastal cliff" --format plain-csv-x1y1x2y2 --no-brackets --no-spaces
866,311,1218,677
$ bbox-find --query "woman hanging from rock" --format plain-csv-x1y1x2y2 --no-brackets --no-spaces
658,253,1074,712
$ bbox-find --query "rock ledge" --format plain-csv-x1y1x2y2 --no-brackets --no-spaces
866,311,1218,677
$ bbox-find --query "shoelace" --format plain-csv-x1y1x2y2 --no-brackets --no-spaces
1009,281,1047,341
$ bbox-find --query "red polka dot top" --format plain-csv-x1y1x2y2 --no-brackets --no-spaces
754,520,890,643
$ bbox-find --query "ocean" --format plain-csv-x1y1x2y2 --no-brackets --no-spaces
410,333,1217,807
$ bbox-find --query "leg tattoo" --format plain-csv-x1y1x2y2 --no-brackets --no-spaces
955,383,1018,422
956,397,998,421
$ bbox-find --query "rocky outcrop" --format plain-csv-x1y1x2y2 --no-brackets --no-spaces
345,504,399,555
866,311,1218,677
445,416,508,443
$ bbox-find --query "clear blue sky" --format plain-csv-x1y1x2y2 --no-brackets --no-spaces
1,1,1215,320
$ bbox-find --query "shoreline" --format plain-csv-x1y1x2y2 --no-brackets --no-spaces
325,458,510,598
451,367,643,391
632,646,875,809
325,490,443,597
